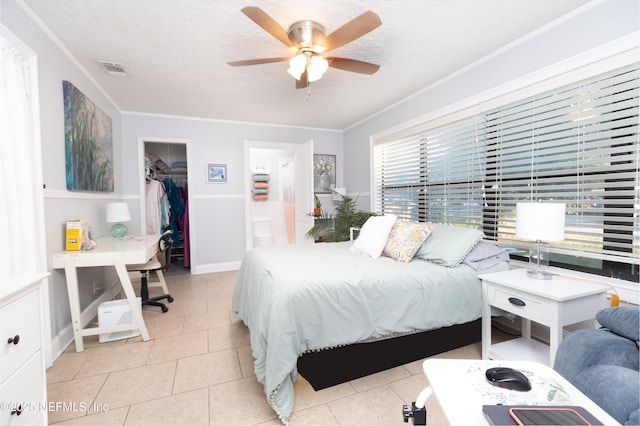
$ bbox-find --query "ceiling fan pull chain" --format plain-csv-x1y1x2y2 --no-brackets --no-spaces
306,82,312,101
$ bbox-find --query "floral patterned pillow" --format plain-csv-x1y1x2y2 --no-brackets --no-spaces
383,221,433,263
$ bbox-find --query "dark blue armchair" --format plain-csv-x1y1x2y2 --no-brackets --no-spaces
554,306,639,425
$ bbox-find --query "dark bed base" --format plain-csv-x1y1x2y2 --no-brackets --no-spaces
296,318,482,390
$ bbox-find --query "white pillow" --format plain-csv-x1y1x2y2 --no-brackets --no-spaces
350,215,397,258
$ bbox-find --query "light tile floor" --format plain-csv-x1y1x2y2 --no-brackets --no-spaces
47,270,512,425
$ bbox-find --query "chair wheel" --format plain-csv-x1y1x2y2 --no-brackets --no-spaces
161,306,169,313
168,296,174,303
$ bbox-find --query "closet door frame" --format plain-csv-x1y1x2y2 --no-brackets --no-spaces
137,137,192,271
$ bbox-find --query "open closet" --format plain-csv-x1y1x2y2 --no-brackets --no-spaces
144,141,190,275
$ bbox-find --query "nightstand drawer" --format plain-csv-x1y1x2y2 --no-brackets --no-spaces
486,285,551,325
0,290,41,384
0,351,44,425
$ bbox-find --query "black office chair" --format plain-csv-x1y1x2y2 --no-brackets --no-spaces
127,231,175,313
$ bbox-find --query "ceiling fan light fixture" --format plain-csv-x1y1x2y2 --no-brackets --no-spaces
287,53,306,80
231,7,382,89
307,56,328,82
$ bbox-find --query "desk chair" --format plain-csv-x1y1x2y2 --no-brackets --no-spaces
127,231,174,313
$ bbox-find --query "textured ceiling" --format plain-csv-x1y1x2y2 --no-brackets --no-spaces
21,0,591,129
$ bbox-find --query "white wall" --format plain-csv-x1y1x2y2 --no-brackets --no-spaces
343,0,640,212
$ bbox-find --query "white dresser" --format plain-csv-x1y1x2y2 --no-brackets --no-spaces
0,274,49,425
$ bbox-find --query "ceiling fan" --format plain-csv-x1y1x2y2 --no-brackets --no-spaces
228,6,382,89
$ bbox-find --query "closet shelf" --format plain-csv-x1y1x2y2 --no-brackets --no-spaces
155,172,188,179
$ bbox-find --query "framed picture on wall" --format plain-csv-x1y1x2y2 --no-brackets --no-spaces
313,154,336,193
63,80,114,192
207,163,227,183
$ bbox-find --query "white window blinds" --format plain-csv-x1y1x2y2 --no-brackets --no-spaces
421,116,486,227
374,116,486,226
373,134,424,221
484,64,639,263
374,63,639,267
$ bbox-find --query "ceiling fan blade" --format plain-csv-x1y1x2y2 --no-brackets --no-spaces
296,70,308,89
227,57,290,67
241,6,293,47
327,57,380,75
324,11,381,52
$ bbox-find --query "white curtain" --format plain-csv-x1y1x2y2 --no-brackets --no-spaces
1,34,38,275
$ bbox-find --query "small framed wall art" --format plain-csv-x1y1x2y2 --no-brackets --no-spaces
313,154,336,193
207,163,227,183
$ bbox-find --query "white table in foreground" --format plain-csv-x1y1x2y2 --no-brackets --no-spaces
422,359,618,425
52,235,159,352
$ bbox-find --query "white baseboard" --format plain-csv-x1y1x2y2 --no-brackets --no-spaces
192,261,241,274
50,324,75,363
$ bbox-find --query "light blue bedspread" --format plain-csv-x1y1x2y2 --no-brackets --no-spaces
232,241,489,423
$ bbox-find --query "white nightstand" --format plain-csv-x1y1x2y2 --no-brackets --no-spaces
479,268,608,367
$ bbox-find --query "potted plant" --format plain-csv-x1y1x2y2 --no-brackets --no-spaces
306,191,376,242
313,194,322,216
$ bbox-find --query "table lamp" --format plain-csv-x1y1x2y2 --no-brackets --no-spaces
332,187,347,201
516,202,566,280
106,202,131,238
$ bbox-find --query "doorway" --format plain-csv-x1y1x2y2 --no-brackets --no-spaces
244,140,314,251
138,137,192,276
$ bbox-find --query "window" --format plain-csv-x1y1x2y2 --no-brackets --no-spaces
373,63,639,281
374,116,486,226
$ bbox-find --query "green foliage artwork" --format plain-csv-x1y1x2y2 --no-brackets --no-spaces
63,81,114,192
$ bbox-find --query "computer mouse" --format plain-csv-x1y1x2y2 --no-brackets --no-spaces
485,367,532,392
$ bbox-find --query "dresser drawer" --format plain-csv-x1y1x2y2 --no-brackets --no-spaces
0,290,41,384
485,284,551,325
0,351,45,425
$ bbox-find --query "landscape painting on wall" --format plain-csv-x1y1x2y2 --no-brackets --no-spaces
63,80,114,192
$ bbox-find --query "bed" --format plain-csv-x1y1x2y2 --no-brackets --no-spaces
232,220,509,423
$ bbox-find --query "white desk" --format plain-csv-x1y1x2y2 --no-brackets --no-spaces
422,358,619,425
52,235,159,352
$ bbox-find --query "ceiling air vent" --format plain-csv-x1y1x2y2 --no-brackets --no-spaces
97,60,128,77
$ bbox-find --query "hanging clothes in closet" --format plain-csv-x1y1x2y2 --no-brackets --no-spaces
146,173,170,235
145,153,190,268
181,183,190,268
161,177,185,247
144,155,169,235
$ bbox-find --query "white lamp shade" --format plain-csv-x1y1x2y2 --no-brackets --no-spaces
332,187,347,201
287,53,306,80
106,202,131,223
307,56,328,82
516,202,566,241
